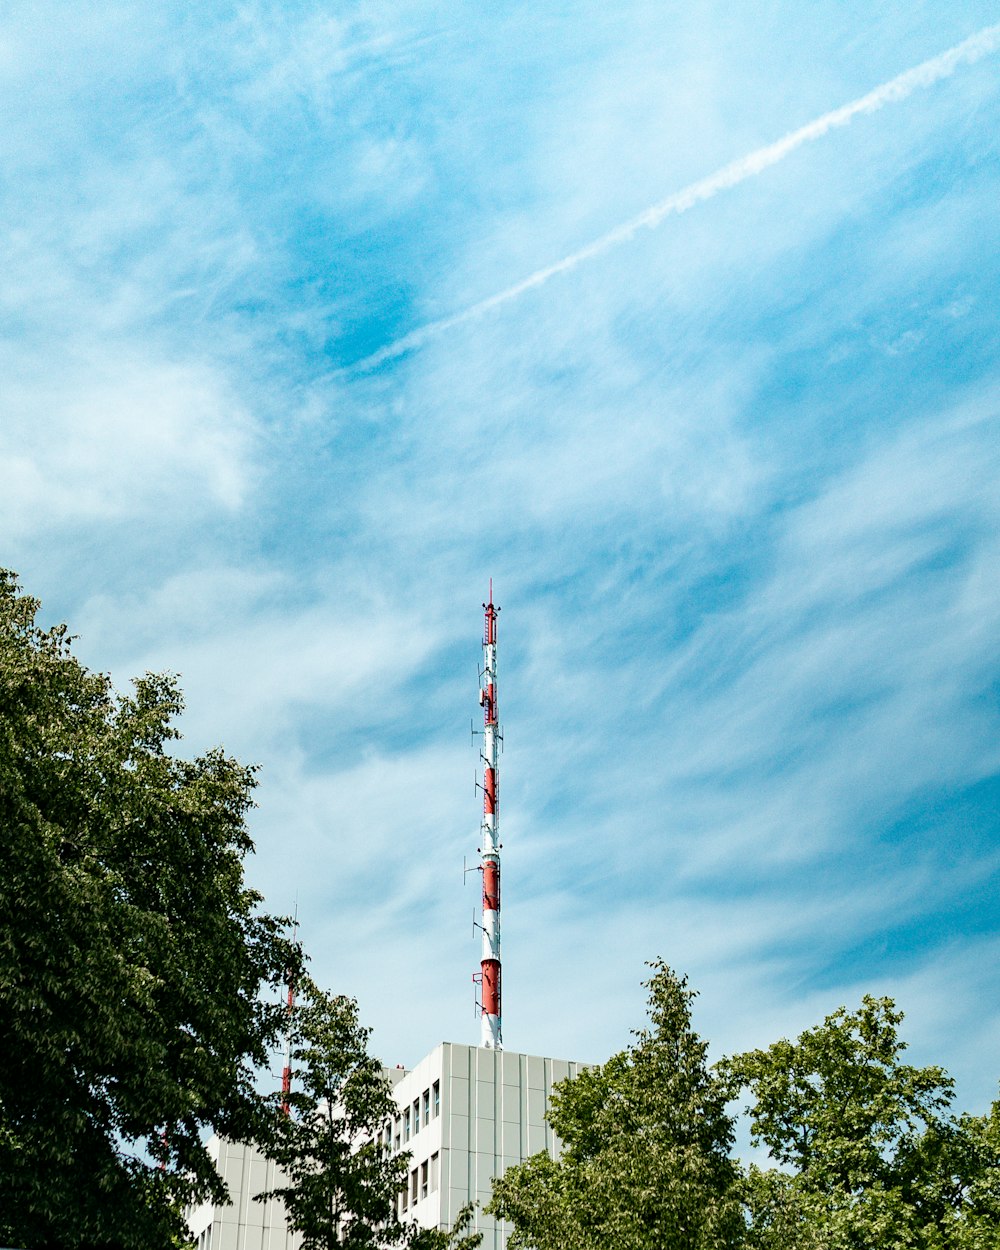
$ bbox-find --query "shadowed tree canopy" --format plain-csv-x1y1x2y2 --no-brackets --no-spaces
259,975,481,1250
486,961,744,1250
0,570,302,1249
258,976,410,1250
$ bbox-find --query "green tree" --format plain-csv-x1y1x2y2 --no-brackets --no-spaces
409,1203,483,1250
720,996,1000,1249
948,1100,1000,1248
0,570,301,1249
486,961,744,1250
259,977,481,1250
258,976,409,1249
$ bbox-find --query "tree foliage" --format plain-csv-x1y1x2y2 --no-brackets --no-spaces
409,1203,483,1250
720,996,1000,1249
260,977,481,1250
486,961,744,1250
487,967,999,1250
949,1101,1000,1249
258,976,409,1249
0,571,301,1249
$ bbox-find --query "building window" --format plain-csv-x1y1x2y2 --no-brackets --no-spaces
394,1116,401,1151
413,1097,420,1134
422,1088,430,1126
430,1152,439,1193
401,1185,408,1213
421,1160,429,1199
433,1080,440,1117
404,1108,410,1142
411,1168,419,1205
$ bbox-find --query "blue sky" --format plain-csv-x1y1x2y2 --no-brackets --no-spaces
3,2,1000,1118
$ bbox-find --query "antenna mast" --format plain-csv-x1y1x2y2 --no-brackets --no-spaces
280,907,298,1115
478,581,502,1049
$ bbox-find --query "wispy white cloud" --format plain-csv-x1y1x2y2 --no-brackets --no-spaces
437,380,1000,1093
3,0,998,1121
73,566,455,752
350,20,1000,371
0,353,257,536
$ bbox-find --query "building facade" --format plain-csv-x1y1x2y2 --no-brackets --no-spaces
186,1135,303,1250
387,1042,582,1248
187,1042,581,1250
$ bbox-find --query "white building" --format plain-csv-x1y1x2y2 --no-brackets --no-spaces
186,1135,303,1250
187,1041,582,1250
387,1042,582,1248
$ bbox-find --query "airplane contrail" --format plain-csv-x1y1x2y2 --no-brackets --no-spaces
349,22,1000,373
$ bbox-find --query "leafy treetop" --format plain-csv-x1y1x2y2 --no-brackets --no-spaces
719,996,1000,1249
0,570,301,1249
487,961,744,1250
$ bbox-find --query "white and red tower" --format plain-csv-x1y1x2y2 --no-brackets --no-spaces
478,582,502,1049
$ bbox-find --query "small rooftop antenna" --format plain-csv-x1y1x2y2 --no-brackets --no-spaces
280,900,298,1115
